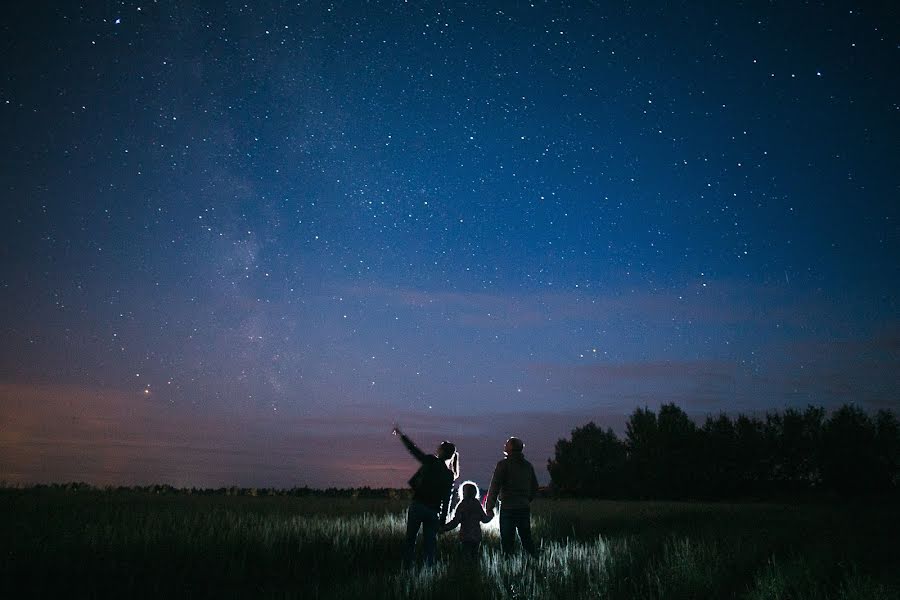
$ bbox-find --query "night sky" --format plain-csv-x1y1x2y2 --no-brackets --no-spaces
2,1,898,489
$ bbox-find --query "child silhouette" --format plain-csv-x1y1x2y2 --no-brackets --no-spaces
442,481,492,559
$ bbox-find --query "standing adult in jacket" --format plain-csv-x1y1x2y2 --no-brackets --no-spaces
484,436,539,557
393,424,459,566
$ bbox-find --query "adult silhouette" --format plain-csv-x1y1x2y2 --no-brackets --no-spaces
484,436,539,556
393,424,459,566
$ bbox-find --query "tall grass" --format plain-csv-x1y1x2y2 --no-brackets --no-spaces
1,488,897,598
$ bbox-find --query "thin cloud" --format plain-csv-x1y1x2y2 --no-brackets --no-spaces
337,280,842,329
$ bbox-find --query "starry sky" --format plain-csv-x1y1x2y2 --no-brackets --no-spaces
1,1,898,489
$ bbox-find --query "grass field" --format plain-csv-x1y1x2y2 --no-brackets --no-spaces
2,487,898,598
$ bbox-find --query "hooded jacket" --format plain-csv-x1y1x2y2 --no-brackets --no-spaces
484,451,538,511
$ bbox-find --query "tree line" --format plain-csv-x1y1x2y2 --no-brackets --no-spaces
1,482,415,499
547,403,899,499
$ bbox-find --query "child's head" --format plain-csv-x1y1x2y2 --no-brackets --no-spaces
460,481,479,500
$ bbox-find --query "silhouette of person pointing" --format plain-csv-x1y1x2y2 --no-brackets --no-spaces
393,424,459,566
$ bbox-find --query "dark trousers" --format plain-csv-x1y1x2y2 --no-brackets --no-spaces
404,501,440,566
499,507,536,556
461,540,480,560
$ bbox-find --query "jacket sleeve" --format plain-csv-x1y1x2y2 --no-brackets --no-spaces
444,510,460,530
478,503,492,523
399,434,428,463
484,461,505,511
529,463,539,501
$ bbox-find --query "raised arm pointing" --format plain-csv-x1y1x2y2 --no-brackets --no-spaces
392,424,427,463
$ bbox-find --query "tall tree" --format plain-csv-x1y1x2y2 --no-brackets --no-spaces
874,409,900,492
547,422,626,497
624,407,660,498
701,413,738,497
770,406,825,492
821,404,878,495
656,403,701,498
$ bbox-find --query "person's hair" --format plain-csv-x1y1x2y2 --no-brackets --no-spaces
439,441,459,480
462,482,478,499
507,437,524,452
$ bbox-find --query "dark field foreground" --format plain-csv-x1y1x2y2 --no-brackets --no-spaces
2,488,898,599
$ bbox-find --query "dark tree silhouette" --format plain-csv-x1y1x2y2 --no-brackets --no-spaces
733,414,768,495
700,413,739,497
656,403,700,498
820,404,900,495
821,404,879,495
874,410,900,491
624,407,660,498
767,406,825,492
548,403,898,500
547,422,626,497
